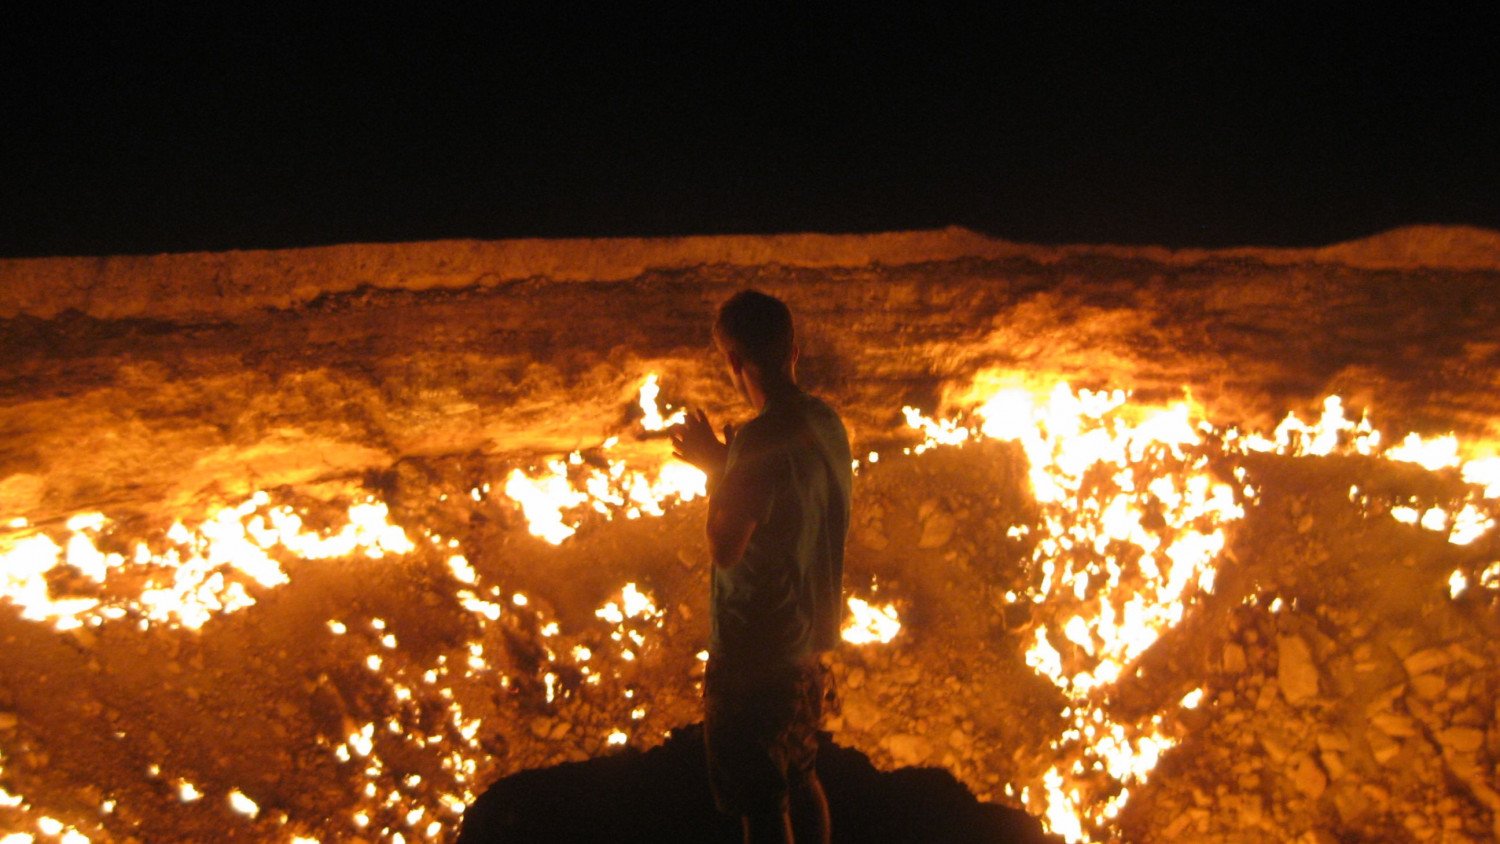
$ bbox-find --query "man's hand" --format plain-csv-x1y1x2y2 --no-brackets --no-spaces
670,408,736,479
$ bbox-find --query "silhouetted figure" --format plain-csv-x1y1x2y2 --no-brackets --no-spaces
672,290,853,844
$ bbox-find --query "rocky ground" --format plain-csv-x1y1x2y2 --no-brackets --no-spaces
1,227,1498,841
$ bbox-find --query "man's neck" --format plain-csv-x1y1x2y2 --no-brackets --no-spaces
750,375,800,413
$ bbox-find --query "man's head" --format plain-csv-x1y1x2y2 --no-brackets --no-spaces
713,289,797,404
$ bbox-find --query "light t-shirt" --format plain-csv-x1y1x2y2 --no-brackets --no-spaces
709,389,852,666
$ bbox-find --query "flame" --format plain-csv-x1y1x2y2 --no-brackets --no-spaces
841,596,901,645
0,495,415,631
1481,560,1500,589
4,369,1496,842
906,374,1499,840
944,382,1238,835
499,375,706,544
1384,431,1461,471
226,790,259,818
638,374,687,431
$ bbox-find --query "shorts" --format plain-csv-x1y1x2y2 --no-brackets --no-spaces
703,655,833,816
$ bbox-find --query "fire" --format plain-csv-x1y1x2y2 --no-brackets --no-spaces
498,376,707,544
638,373,687,431
906,373,1500,841
226,789,260,818
841,596,901,645
913,381,1244,835
3,369,1496,843
0,495,415,631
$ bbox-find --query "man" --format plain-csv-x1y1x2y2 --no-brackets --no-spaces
671,289,853,844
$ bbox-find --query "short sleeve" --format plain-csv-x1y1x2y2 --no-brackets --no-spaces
716,423,783,527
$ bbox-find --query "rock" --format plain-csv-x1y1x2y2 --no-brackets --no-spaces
917,510,955,549
1369,732,1401,765
1256,680,1279,710
883,733,933,767
0,711,16,731
1445,677,1471,703
947,728,971,751
1163,812,1193,837
1446,643,1486,669
529,717,555,739
1259,735,1291,764
1410,673,1447,701
1370,712,1418,738
845,667,865,690
1333,783,1369,822
1222,642,1247,674
1437,727,1484,753
1365,684,1405,716
890,665,921,686
842,697,882,732
1277,635,1319,704
1315,732,1350,752
856,525,889,551
1290,752,1326,797
1403,648,1450,676
1319,751,1345,780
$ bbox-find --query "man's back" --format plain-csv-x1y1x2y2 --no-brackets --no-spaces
710,389,852,666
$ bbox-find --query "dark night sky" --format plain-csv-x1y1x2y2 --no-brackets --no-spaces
2,5,1498,257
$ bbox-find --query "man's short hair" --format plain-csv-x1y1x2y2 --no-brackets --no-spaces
714,289,795,374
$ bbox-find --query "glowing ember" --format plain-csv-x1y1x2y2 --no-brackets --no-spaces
227,789,259,818
1448,569,1469,599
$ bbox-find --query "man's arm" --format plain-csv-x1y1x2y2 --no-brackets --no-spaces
706,446,776,569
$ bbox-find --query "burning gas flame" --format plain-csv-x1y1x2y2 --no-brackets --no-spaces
638,373,687,431
0,495,414,631
906,372,1499,840
842,596,901,645
499,376,707,544
2,369,1496,843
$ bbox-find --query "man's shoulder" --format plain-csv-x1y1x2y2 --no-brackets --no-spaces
733,392,849,459
801,394,848,435
796,394,851,458
732,414,782,452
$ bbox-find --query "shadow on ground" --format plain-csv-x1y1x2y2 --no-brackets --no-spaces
458,724,1057,843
